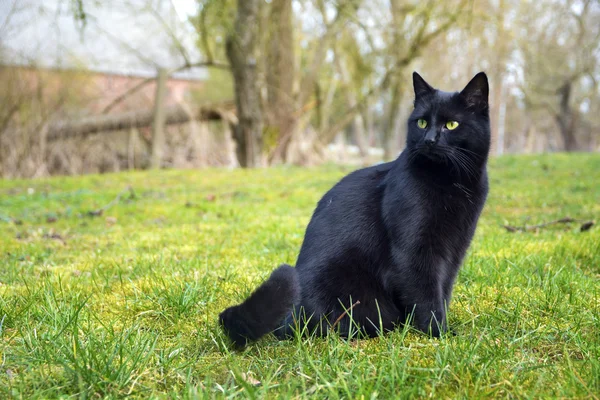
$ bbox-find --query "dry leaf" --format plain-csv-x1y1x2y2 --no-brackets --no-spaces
240,372,261,387
580,221,594,232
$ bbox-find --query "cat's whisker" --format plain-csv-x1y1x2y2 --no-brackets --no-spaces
443,152,463,180
450,153,471,181
456,146,483,159
406,147,419,165
450,149,480,181
430,144,473,181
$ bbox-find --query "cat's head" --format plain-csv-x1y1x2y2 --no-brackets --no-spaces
405,72,490,170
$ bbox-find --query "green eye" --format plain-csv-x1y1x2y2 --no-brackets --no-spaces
417,119,427,129
445,121,459,130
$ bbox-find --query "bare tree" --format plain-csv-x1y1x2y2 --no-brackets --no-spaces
264,0,296,164
226,0,264,167
520,0,600,151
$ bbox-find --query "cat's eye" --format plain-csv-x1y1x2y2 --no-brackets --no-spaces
445,121,459,130
417,119,427,129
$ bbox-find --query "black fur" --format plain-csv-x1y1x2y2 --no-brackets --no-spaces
219,72,490,346
219,264,300,347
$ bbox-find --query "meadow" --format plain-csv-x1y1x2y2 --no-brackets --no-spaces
1,154,599,398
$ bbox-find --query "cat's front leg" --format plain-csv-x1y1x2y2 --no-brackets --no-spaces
391,266,449,337
411,299,447,337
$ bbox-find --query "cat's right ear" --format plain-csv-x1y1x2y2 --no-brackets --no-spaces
413,72,434,101
460,72,489,111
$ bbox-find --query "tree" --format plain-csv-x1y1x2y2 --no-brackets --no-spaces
264,0,296,163
381,0,470,160
519,0,600,151
226,0,264,167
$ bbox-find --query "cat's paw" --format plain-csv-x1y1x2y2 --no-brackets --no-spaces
219,306,251,349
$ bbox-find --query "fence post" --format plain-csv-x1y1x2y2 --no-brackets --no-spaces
128,127,138,170
151,68,167,169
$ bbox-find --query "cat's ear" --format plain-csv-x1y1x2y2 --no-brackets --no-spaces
413,72,434,100
460,72,489,110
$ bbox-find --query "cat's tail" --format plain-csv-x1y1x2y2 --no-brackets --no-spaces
219,264,300,348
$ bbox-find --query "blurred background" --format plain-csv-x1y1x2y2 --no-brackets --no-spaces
1,0,599,177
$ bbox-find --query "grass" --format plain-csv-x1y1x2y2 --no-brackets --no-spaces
0,153,599,399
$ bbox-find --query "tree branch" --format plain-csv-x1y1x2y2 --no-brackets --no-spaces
318,0,468,145
147,5,192,66
503,217,594,232
101,61,230,114
199,9,214,63
49,101,235,140
297,0,360,107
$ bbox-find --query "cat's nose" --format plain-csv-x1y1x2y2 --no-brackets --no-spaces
424,131,437,146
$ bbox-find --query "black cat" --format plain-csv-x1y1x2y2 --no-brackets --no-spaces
220,72,490,347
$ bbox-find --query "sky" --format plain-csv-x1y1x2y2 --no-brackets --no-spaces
172,0,198,20
0,0,206,79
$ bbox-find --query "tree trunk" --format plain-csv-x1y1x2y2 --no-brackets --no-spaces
384,0,406,161
151,68,167,169
226,0,264,168
384,80,403,161
364,98,375,147
224,122,239,168
496,81,507,156
490,0,507,155
556,81,578,151
335,52,368,160
266,0,296,163
490,74,503,155
47,103,232,140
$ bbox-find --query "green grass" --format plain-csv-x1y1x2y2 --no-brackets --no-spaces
1,154,599,399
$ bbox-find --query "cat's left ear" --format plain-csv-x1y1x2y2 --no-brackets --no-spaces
460,72,489,110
